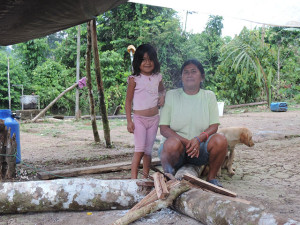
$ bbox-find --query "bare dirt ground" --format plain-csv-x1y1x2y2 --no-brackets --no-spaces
1,104,300,225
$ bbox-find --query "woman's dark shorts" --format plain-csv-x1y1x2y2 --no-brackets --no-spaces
158,134,215,168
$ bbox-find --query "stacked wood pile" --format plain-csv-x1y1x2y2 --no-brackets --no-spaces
0,119,17,180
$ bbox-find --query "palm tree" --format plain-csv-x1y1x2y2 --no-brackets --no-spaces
222,32,271,105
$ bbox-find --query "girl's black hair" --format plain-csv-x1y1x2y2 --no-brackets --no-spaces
132,44,160,75
180,59,205,88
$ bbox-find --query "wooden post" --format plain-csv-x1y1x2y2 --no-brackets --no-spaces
0,120,17,180
90,19,111,148
86,20,100,143
0,120,7,179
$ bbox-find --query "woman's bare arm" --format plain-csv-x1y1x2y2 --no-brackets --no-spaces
160,125,189,146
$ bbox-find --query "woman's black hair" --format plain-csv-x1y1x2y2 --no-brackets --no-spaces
132,44,160,75
180,59,205,88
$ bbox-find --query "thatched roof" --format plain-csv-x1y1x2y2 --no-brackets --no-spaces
0,0,128,46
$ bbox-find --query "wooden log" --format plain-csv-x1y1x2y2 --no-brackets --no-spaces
0,178,147,213
112,180,190,225
175,164,204,179
32,82,78,122
227,101,267,109
173,188,297,225
152,172,169,199
183,173,237,197
37,158,161,180
0,178,298,224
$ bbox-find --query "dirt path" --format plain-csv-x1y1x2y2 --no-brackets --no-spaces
0,108,300,224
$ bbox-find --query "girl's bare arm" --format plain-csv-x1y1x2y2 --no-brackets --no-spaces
125,77,135,133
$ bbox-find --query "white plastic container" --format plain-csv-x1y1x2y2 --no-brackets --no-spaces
217,102,224,117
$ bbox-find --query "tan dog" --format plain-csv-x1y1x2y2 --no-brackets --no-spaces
217,127,255,176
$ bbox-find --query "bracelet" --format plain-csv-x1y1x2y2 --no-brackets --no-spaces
201,132,209,141
194,136,201,144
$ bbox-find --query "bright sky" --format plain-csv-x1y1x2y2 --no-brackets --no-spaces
129,0,300,37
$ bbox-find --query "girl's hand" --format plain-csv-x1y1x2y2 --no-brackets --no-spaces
127,121,135,133
186,138,200,158
158,95,165,107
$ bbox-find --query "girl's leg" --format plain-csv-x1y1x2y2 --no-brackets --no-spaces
132,114,147,179
143,115,159,178
142,154,151,178
131,152,144,179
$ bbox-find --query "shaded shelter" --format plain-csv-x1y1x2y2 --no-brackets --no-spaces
0,0,128,46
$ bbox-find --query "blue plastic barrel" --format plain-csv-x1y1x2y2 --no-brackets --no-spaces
0,109,21,163
270,102,288,112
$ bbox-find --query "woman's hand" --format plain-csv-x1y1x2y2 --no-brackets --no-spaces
127,121,135,133
186,137,200,158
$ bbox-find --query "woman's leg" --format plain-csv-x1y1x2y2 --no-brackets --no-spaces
206,133,228,181
160,137,185,175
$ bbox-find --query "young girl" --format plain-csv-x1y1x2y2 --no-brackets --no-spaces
125,44,165,179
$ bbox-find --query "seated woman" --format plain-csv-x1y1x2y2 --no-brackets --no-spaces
158,59,227,187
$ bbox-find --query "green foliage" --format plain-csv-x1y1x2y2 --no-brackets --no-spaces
0,49,27,110
183,16,225,89
31,59,73,114
1,3,298,115
13,38,50,75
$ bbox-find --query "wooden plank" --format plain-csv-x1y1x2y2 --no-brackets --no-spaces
183,173,237,197
153,172,169,199
37,158,161,180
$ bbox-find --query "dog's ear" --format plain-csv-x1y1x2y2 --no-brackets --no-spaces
240,131,248,145
241,129,255,147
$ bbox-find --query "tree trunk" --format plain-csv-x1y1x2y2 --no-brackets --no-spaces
32,83,78,122
174,188,295,225
86,20,100,143
256,58,270,106
90,19,111,147
0,178,298,224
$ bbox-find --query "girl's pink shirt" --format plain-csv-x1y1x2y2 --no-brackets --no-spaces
128,73,162,110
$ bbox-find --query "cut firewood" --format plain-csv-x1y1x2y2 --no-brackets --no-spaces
113,180,190,225
183,173,237,197
37,158,161,180
129,179,179,212
153,172,169,199
136,181,154,187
